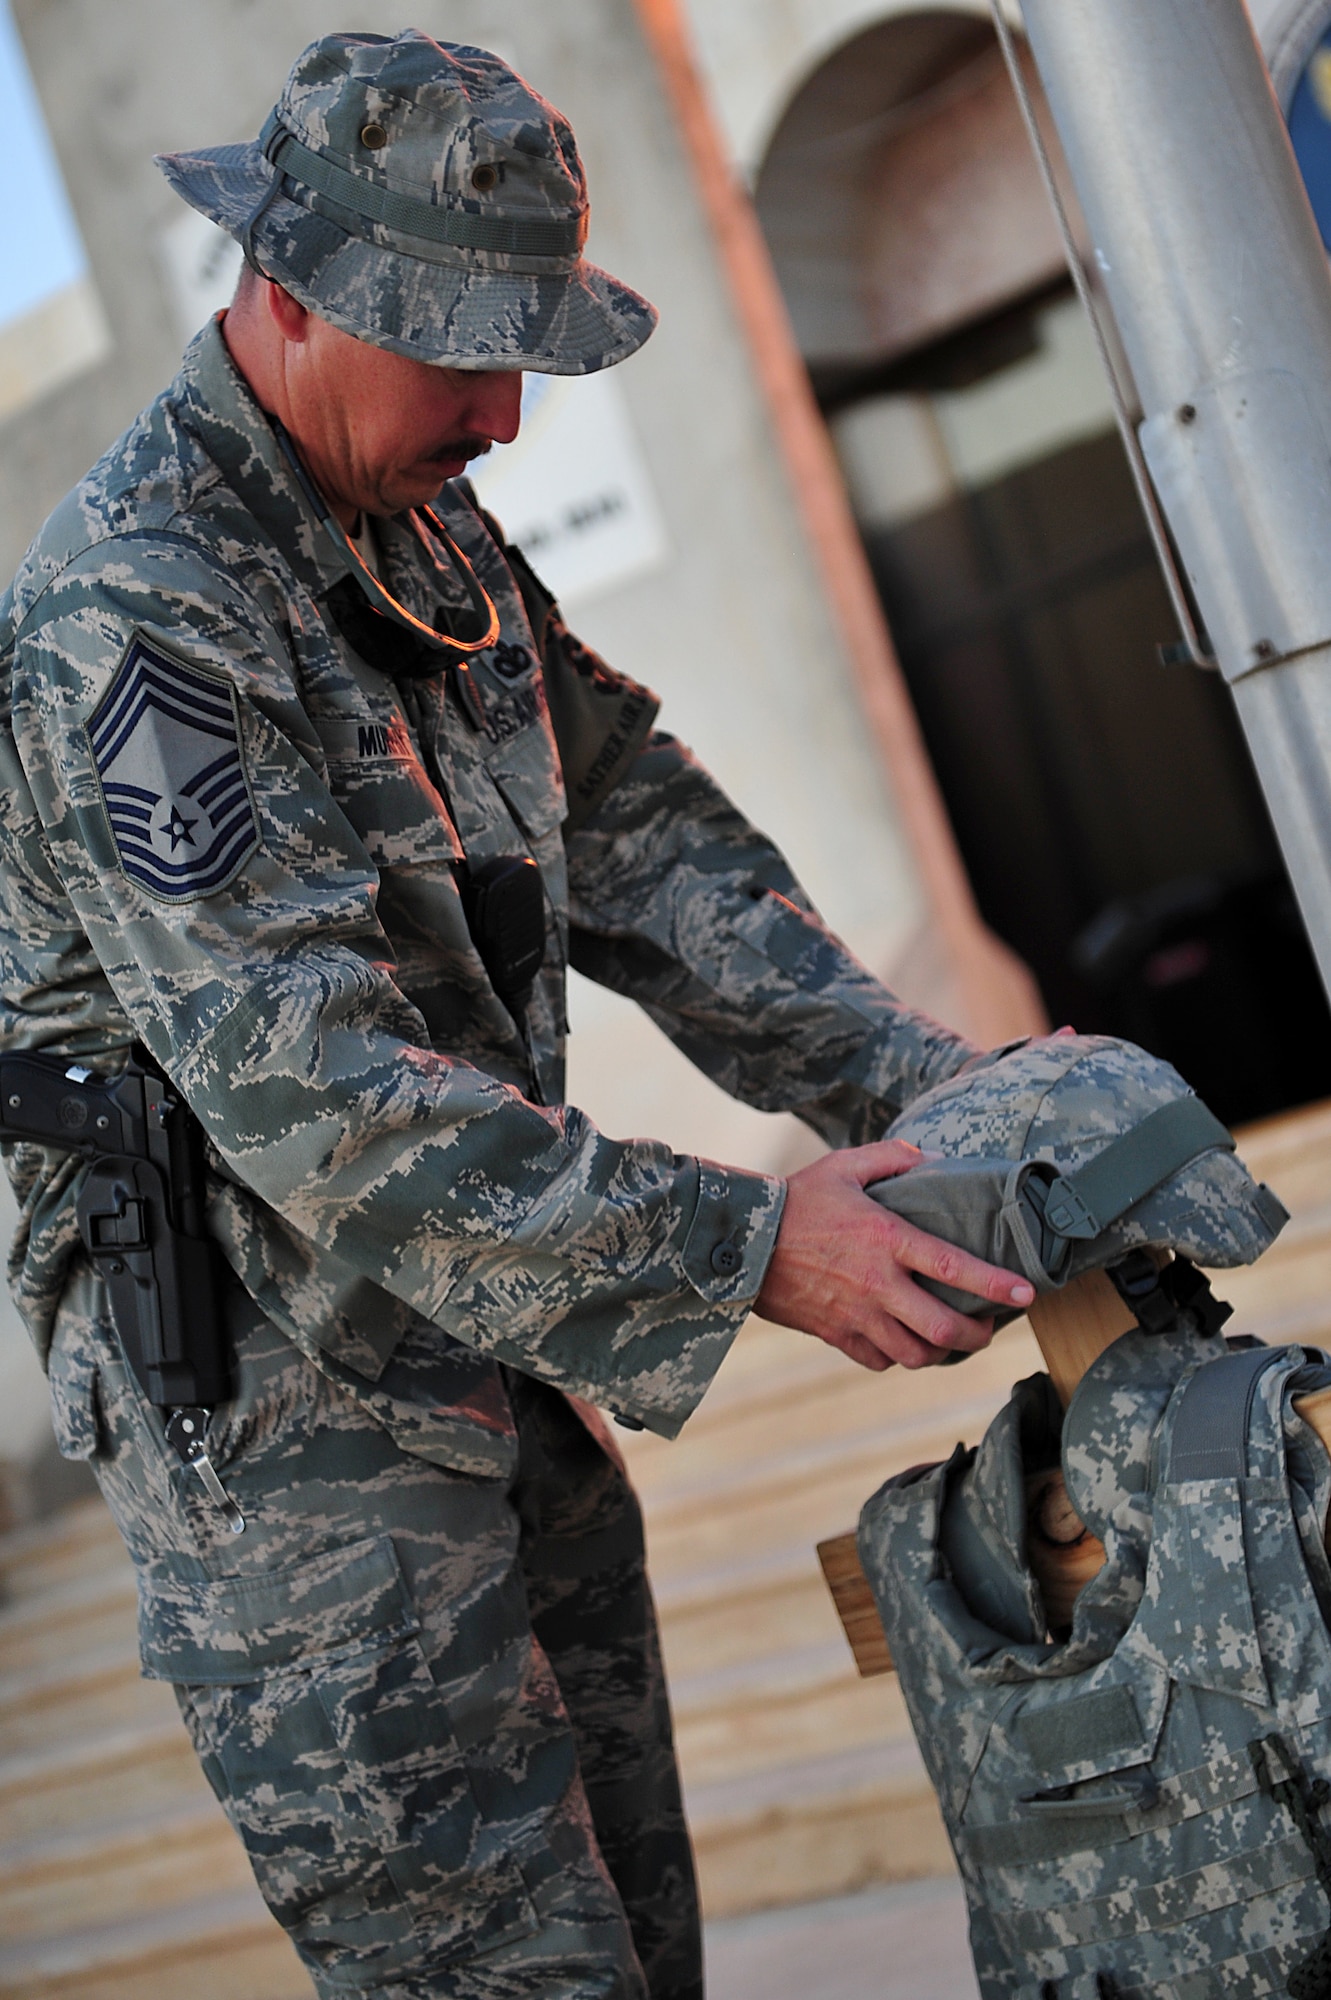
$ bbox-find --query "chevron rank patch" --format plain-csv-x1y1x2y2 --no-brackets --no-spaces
87,635,259,902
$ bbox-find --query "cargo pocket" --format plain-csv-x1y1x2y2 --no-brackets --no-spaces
138,1535,539,1984
958,1665,1171,1893
967,1670,1167,1821
486,720,566,845
46,1317,104,1461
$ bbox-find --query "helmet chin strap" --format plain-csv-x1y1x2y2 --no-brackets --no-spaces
270,416,500,659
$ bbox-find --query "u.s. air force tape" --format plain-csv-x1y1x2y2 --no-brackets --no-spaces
87,634,259,903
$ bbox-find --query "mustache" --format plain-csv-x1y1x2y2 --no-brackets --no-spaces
424,435,495,466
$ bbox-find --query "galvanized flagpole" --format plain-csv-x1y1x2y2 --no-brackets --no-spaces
1003,0,1331,1000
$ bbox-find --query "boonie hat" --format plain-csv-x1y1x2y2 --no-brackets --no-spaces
867,1033,1288,1316
156,29,657,373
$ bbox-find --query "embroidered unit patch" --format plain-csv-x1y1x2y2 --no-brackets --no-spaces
87,636,259,902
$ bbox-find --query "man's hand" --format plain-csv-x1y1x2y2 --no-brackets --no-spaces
755,1139,1035,1372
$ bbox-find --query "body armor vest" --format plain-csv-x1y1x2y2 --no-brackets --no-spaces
860,1330,1331,1998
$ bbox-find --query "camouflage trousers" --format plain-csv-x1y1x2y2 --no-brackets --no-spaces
46,1274,701,2000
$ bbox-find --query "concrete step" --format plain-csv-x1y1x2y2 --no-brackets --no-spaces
0,1717,213,1845
0,1639,172,1759
691,1739,952,1919
651,1546,853,1678
677,1657,916,1796
1205,1227,1331,1345
0,1796,255,1943
0,1566,137,1676
2,1091,1326,1992
704,1877,979,2000
1210,1100,1331,1342
1230,1096,1331,1191
0,1887,314,2000
0,1498,122,1604
627,1326,1045,1577
630,1318,1038,1491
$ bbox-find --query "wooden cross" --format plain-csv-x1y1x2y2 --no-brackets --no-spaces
819,1267,1331,1677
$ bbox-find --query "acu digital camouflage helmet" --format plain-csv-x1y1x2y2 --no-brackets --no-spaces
156,30,658,373
868,1033,1289,1315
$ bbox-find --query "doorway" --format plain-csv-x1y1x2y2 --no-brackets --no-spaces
756,11,1331,1126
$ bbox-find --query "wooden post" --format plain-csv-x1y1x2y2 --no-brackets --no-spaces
820,1268,1331,1677
1025,1269,1138,1407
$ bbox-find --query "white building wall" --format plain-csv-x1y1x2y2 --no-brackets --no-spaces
678,0,1011,181
681,0,1301,192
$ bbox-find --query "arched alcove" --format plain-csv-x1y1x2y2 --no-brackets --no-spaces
755,9,1331,1124
755,9,1066,386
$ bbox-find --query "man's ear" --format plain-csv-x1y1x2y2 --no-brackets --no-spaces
265,282,312,343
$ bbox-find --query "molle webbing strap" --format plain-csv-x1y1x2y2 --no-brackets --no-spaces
959,1747,1266,1869
1166,1346,1280,1483
991,1827,1316,1953
1042,1096,1232,1241
261,116,583,259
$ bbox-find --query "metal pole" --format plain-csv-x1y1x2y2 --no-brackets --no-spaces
1014,0,1331,1000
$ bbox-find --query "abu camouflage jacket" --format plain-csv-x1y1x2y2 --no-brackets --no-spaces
860,1328,1331,1998
0,317,973,1470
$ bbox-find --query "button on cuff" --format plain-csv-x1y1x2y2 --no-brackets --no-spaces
680,1164,783,1303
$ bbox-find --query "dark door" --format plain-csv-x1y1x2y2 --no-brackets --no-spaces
857,389,1331,1125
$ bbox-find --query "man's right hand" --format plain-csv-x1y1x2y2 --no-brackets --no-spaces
754,1139,1035,1372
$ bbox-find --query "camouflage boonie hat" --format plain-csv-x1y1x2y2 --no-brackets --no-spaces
868,1033,1288,1315
156,30,658,373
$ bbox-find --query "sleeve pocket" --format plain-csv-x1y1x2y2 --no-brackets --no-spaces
138,1536,539,1977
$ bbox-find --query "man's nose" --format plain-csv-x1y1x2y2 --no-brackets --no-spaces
460,370,524,444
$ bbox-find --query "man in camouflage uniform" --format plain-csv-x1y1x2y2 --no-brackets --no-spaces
0,31,1035,2000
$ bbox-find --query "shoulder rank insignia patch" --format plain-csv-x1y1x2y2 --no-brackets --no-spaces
87,635,259,903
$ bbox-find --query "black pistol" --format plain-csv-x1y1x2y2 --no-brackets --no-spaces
0,1047,243,1530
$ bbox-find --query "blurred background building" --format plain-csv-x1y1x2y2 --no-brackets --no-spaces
4,3,1331,1996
